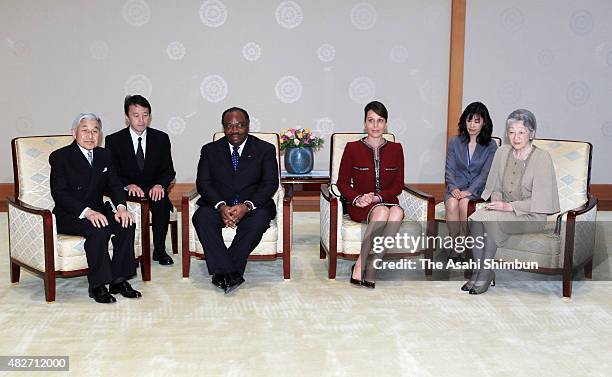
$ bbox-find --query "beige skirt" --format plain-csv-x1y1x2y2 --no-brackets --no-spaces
468,209,547,247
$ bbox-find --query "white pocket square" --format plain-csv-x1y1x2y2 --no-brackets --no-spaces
102,167,108,172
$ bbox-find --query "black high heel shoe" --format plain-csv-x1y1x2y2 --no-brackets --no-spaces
350,264,362,287
468,273,496,295
361,279,375,289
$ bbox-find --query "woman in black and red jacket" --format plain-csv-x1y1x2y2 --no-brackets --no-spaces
337,101,404,288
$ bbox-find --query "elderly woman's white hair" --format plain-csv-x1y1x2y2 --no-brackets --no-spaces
71,112,102,131
505,108,536,143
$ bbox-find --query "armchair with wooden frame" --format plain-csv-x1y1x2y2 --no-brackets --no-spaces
7,136,151,303
181,132,293,279
465,138,597,298
319,133,436,279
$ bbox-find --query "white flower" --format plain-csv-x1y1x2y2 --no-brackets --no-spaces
293,138,300,146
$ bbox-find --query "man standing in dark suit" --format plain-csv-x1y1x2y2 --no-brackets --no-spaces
105,95,176,265
50,113,142,304
193,107,278,294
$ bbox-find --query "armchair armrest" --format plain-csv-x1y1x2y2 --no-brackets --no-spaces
180,187,199,224
546,195,597,236
10,196,53,217
282,183,294,203
403,184,434,202
7,196,55,273
183,187,199,202
567,194,598,219
399,185,435,224
562,194,598,275
401,184,435,235
320,184,337,202
467,198,487,217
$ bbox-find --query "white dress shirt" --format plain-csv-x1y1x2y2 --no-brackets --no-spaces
129,127,147,156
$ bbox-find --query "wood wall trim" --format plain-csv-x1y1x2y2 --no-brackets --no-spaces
0,183,14,211
447,0,467,143
2,182,612,212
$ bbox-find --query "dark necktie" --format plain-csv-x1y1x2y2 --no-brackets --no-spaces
136,137,145,171
231,145,240,171
231,146,240,205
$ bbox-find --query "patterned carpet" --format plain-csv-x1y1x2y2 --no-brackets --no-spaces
1,212,611,377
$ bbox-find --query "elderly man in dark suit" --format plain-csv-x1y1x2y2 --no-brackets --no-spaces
105,95,176,265
193,107,278,294
49,113,142,304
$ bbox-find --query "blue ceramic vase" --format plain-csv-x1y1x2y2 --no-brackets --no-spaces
284,147,314,174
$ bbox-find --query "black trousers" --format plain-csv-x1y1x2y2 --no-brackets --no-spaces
147,192,172,252
192,206,274,275
56,205,136,288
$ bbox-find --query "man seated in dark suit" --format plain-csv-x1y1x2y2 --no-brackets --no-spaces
193,107,279,294
49,113,142,304
105,95,176,265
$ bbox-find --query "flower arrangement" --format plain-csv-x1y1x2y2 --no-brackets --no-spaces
279,127,324,152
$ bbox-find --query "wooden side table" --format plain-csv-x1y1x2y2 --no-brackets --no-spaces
281,170,330,212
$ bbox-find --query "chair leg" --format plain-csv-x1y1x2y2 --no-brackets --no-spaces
584,258,593,279
424,248,433,279
319,243,326,259
182,249,191,278
283,250,290,280
170,220,178,255
43,271,56,303
562,278,572,299
140,256,151,282
562,266,573,299
328,249,337,279
10,260,20,284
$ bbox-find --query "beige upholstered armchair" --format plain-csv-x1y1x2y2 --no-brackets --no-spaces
466,138,598,298
319,133,436,279
181,132,292,279
7,136,151,302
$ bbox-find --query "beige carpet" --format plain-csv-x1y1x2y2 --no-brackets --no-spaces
1,212,611,377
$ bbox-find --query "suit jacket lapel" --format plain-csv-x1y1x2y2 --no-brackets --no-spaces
69,142,94,197
121,127,141,172
142,128,152,170
458,139,469,170
70,141,93,171
237,136,254,172
218,137,234,171
472,142,482,164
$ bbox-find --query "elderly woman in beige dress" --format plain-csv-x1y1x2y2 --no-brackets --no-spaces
463,109,560,294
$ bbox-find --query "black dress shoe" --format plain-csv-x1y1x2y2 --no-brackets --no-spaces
153,250,174,265
89,285,117,304
211,273,227,290
224,273,245,295
109,281,142,298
